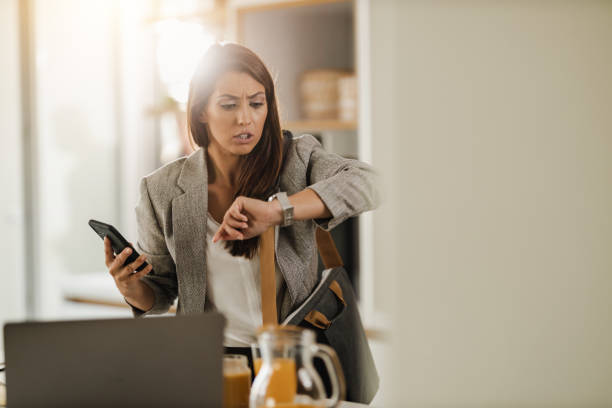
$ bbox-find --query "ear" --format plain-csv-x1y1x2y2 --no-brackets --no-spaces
199,111,208,124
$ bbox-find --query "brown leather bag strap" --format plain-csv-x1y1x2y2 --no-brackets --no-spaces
304,310,332,330
259,226,278,325
259,226,345,326
315,228,344,269
328,280,346,306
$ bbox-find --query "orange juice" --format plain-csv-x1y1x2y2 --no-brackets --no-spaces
262,358,297,404
223,369,251,408
253,357,263,375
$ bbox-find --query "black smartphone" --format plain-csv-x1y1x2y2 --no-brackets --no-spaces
88,219,148,272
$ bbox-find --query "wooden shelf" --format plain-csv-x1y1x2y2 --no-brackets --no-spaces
65,296,177,314
144,0,227,26
284,119,357,132
144,10,226,26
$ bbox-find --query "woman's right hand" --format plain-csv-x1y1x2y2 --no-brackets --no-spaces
104,237,153,300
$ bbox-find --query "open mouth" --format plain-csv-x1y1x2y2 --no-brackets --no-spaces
234,132,254,143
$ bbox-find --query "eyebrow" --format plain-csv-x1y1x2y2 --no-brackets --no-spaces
217,91,265,100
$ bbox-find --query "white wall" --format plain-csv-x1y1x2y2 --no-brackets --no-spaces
0,0,164,323
371,1,612,406
0,0,26,354
117,0,158,241
33,0,121,318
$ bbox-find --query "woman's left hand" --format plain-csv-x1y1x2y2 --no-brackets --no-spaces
212,196,281,243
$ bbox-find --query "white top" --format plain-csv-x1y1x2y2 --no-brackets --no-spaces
205,213,282,347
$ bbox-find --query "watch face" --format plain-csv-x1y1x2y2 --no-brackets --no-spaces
285,207,294,227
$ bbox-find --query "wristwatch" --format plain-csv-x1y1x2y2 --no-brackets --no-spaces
268,192,294,227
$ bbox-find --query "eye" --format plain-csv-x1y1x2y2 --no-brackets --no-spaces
221,103,236,110
250,102,264,108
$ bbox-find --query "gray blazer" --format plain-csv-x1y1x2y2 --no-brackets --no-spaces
131,134,379,321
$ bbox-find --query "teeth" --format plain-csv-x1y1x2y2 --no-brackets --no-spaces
238,133,249,140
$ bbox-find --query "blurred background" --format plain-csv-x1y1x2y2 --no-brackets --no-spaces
1,0,612,406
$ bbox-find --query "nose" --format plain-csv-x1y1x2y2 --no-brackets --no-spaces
237,103,253,126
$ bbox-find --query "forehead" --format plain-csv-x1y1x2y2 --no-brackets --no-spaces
213,71,265,97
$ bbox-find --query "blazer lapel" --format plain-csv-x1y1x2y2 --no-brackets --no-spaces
173,148,208,314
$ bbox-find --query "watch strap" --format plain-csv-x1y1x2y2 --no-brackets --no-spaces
269,192,294,227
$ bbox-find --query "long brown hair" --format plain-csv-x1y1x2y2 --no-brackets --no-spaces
187,43,283,259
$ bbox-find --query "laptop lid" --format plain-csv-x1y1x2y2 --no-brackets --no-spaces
3,312,225,408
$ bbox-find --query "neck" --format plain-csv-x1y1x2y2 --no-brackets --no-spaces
206,143,241,187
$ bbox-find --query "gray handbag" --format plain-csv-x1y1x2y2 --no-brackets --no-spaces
259,226,380,404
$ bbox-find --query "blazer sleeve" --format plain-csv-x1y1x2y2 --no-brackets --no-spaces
296,134,380,231
128,177,178,317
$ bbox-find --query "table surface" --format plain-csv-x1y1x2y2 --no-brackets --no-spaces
0,384,366,408
0,348,369,407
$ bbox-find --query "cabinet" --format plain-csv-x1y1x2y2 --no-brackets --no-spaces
234,0,355,130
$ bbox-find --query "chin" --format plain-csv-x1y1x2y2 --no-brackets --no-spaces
235,137,262,154
231,145,257,156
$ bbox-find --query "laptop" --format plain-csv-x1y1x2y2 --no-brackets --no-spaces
3,312,225,408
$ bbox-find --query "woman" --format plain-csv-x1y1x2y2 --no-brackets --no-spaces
103,43,378,347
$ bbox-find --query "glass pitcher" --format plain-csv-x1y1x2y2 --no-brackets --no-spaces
250,325,345,408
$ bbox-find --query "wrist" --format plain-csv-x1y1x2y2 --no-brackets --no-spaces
124,280,154,311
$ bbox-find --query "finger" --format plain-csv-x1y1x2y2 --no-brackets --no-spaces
231,203,248,222
225,214,248,230
213,224,243,243
212,227,225,243
130,263,153,281
111,246,133,271
104,237,115,267
230,208,248,226
118,254,147,281
223,224,244,241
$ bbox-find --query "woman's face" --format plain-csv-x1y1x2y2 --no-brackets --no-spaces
202,71,268,157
